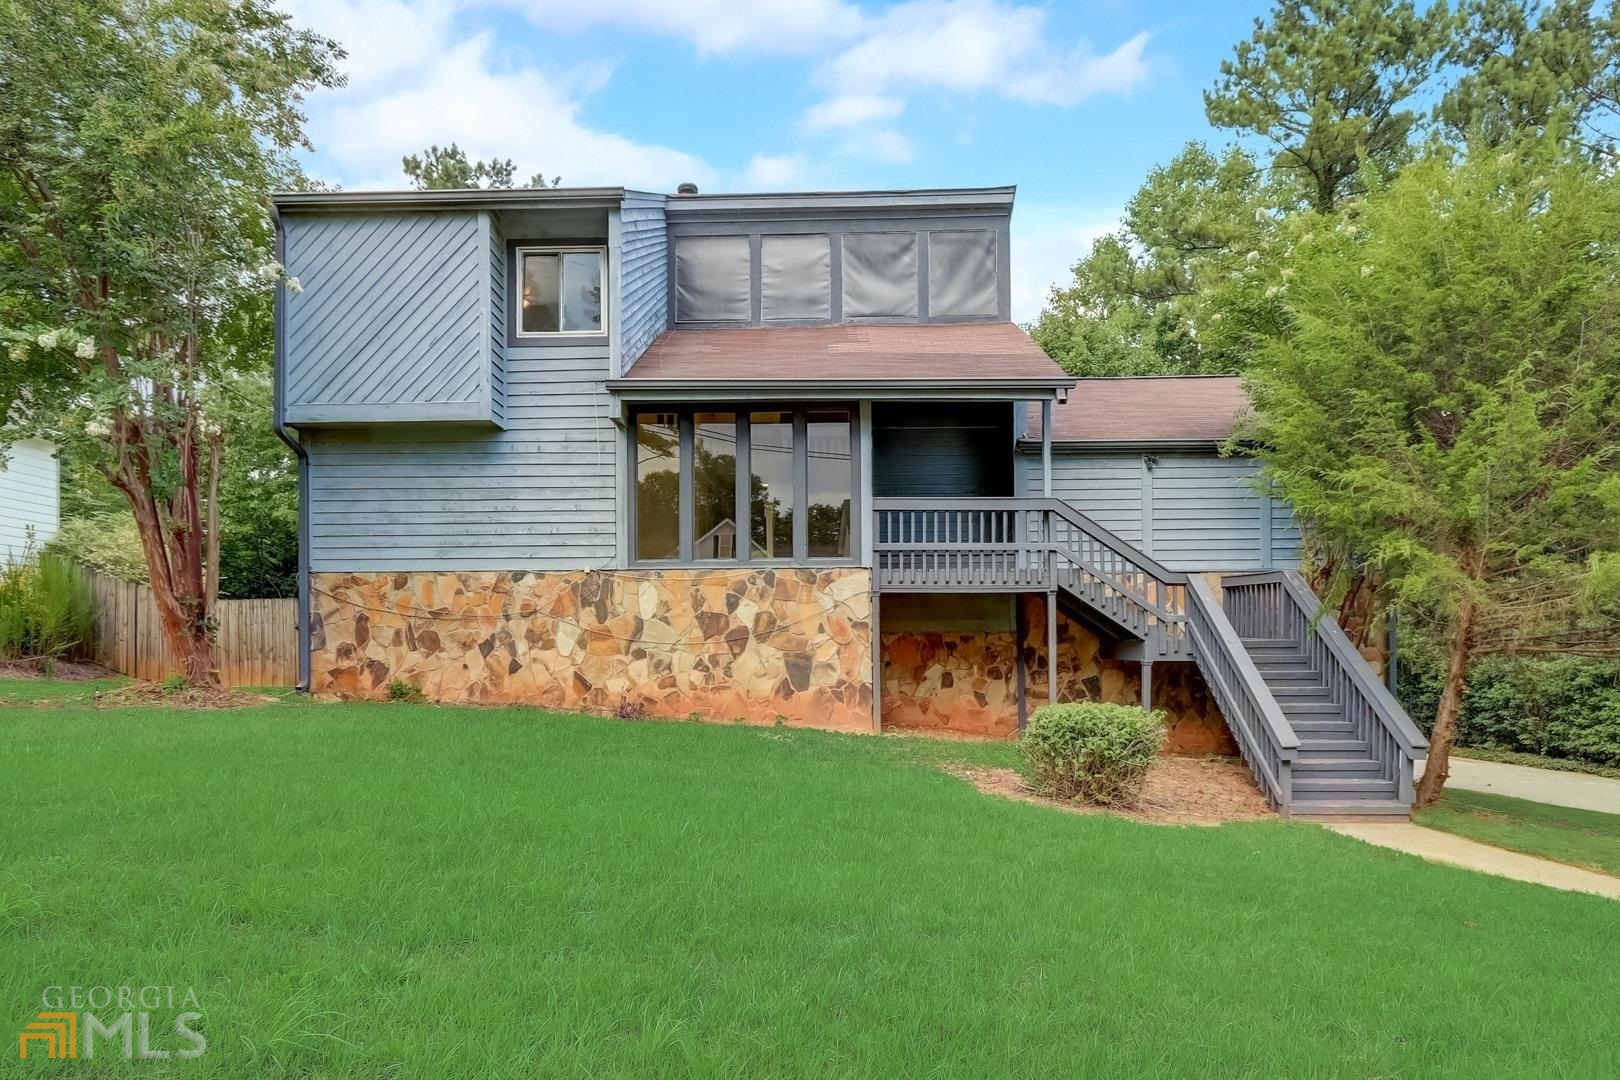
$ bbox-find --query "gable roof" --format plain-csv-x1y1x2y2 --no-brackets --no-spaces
610,324,1075,400
1026,375,1252,447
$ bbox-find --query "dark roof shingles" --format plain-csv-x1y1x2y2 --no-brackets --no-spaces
1029,376,1252,444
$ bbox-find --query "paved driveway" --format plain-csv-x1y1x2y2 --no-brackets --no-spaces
1418,755,1620,815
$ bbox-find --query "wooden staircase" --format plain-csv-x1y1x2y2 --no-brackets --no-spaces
869,498,1426,818
1244,637,1412,817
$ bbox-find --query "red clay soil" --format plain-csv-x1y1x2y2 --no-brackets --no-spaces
949,756,1275,826
94,681,278,710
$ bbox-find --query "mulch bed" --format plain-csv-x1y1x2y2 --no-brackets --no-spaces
949,756,1275,825
0,657,119,681
94,681,278,711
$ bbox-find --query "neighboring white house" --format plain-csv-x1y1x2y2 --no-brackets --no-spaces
0,439,61,562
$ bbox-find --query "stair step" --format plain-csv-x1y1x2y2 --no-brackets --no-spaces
1280,700,1342,714
1257,669,1326,684
1288,800,1412,820
1294,758,1384,776
1241,638,1298,649
1270,685,1334,699
1292,777,1398,798
1295,738,1371,757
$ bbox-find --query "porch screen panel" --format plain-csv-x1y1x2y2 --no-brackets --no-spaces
807,410,853,558
674,235,751,322
761,235,831,321
750,412,795,559
692,412,738,560
635,414,680,560
841,232,918,318
927,230,997,317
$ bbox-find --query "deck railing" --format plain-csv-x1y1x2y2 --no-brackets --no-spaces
1222,570,1427,805
1185,576,1298,809
870,497,1191,656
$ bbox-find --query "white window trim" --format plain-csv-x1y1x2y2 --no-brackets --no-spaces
515,244,609,338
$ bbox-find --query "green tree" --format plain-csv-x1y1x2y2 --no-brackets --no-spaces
1032,144,1293,376
1205,0,1455,212
0,0,341,684
1440,0,1620,152
402,143,558,190
1242,138,1620,806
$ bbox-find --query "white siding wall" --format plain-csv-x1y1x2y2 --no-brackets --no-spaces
0,440,60,560
1021,448,1302,571
304,343,617,571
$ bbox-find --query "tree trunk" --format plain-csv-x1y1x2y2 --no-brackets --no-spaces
205,430,222,616
1414,591,1477,809
110,412,221,689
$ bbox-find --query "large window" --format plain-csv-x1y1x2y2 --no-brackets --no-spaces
517,247,605,335
632,405,856,564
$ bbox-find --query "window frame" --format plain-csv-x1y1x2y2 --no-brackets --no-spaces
628,402,860,567
513,244,609,338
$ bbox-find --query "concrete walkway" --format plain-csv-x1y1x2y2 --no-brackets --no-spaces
1418,755,1620,815
1328,822,1620,900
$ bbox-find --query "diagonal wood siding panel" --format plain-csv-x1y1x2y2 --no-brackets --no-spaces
284,212,490,421
618,193,668,375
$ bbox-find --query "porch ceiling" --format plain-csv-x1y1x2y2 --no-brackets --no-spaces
608,324,1076,401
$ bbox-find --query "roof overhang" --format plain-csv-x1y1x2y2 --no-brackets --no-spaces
270,187,629,215
1015,437,1225,453
609,377,1071,403
663,186,1014,222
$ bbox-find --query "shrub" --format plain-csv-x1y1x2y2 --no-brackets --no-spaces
0,544,95,671
385,679,423,702
48,514,149,582
1020,702,1166,805
1399,654,1620,769
160,674,188,694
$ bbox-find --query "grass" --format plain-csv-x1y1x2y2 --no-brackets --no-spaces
3,683,1620,1077
1418,789,1620,878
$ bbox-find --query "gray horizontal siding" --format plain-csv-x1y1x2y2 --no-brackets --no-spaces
618,193,667,375
305,343,616,571
1022,448,1300,571
283,211,493,423
873,403,1014,498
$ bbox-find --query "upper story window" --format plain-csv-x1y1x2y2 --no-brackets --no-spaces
517,246,605,335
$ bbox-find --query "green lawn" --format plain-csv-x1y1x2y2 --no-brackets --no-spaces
1418,789,1620,878
3,684,1619,1077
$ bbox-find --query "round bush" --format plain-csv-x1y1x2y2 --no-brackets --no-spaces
1019,702,1167,805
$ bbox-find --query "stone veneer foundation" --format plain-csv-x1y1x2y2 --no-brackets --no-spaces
881,595,1236,753
310,569,874,732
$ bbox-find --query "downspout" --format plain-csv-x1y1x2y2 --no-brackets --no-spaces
269,208,311,692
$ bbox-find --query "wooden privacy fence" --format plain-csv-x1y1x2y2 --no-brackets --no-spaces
77,566,298,686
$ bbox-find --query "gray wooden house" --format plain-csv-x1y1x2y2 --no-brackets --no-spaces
271,183,1424,817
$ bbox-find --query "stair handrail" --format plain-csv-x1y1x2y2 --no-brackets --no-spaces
1185,575,1298,808
1225,570,1429,754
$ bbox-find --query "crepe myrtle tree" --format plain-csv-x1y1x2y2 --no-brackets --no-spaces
0,0,341,684
1241,135,1620,806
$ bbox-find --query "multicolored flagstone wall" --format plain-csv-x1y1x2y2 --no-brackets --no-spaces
881,595,1235,752
310,569,875,732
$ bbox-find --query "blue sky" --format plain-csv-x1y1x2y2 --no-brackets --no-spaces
283,0,1267,321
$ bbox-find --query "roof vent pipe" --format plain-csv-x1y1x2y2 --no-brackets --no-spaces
676,181,699,195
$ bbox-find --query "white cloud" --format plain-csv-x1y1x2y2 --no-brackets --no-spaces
744,152,810,188
817,0,1150,105
802,93,904,132
282,0,455,88
504,0,863,56
288,0,715,192
1009,204,1122,324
